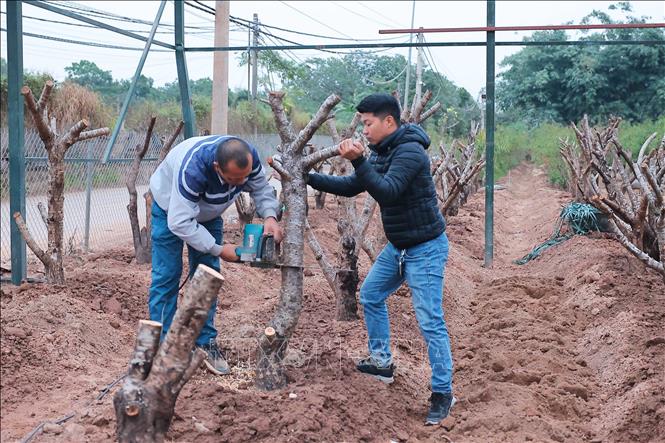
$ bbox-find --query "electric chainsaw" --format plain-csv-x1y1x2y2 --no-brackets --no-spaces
235,223,279,268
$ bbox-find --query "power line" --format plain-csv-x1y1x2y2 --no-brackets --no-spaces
0,10,210,34
356,1,406,29
45,0,212,29
277,1,356,40
184,1,410,48
230,13,408,42
328,1,402,31
0,27,172,52
369,63,408,85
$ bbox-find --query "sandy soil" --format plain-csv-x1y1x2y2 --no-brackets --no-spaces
1,163,663,443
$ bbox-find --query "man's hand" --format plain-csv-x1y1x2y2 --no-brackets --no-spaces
220,244,240,262
339,138,365,161
263,216,283,243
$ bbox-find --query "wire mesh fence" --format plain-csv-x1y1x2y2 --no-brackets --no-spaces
1,128,333,266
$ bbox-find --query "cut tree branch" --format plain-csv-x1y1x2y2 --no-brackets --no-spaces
293,94,341,154
418,102,442,125
37,202,48,228
302,145,341,171
159,121,184,164
267,91,296,145
21,85,53,145
13,212,52,269
78,128,111,143
268,156,292,181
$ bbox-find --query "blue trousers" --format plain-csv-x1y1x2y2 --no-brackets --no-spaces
148,202,220,347
359,232,453,393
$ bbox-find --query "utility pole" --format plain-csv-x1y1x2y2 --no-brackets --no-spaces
403,0,416,112
413,33,423,112
211,1,229,134
251,13,259,136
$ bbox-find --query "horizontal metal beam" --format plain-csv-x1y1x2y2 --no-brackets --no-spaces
185,39,665,52
380,22,665,34
24,0,175,50
9,157,161,163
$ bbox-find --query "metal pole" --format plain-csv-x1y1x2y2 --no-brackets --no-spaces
251,13,259,102
8,0,26,285
484,0,495,268
379,21,665,34
175,0,196,139
403,0,416,112
251,13,259,137
185,39,665,53
102,0,166,162
84,142,94,251
414,33,423,109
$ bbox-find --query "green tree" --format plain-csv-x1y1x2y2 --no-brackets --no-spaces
65,60,114,93
497,4,665,125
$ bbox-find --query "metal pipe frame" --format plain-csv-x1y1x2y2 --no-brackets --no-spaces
5,1,665,282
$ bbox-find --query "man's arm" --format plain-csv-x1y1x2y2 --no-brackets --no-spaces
351,145,425,205
307,171,365,197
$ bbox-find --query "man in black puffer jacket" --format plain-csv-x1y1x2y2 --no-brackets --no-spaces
307,93,455,425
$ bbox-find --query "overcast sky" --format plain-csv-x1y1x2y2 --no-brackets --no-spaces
1,1,664,99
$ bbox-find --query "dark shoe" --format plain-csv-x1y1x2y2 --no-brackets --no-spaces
356,356,394,384
197,341,230,375
425,392,456,425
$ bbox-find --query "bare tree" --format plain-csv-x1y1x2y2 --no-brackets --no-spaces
114,264,224,442
13,81,109,284
303,117,364,321
433,123,486,217
254,91,341,390
127,118,183,264
560,115,664,279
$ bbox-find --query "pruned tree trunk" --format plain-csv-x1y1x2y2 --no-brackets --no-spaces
13,81,109,284
127,116,156,264
303,117,366,319
255,91,341,390
560,116,664,280
127,118,183,263
114,264,224,443
334,218,359,320
234,192,256,232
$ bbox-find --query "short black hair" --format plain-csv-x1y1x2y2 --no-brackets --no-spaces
356,93,401,125
216,138,252,171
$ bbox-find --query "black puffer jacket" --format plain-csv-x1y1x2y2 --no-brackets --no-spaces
308,123,445,249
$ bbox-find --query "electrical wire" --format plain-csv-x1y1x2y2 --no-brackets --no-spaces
277,1,356,40
369,63,408,85
0,27,172,52
0,10,209,34
230,8,407,42
356,1,406,29
328,1,401,31
183,0,411,54
44,0,212,29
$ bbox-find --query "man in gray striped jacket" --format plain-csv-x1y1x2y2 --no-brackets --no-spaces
148,135,282,375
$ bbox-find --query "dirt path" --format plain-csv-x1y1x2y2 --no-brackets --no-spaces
1,163,663,442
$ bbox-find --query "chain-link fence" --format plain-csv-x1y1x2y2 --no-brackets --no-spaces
1,128,333,265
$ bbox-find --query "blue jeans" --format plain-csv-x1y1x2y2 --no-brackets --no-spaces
359,232,453,393
148,202,220,347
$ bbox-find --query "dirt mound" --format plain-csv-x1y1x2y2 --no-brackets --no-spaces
1,163,663,442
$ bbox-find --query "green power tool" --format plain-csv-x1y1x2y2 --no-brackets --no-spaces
235,223,278,268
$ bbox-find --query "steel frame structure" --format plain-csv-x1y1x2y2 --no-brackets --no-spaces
6,0,665,282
